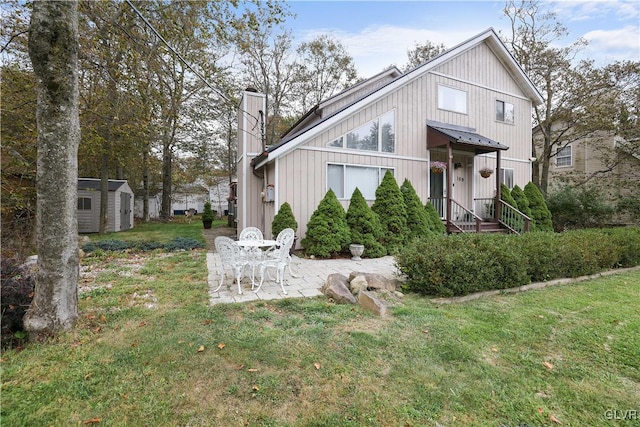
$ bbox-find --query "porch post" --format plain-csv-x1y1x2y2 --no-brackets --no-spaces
495,150,502,221
446,142,453,226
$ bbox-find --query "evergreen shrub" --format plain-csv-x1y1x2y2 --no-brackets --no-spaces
202,202,214,222
345,188,386,258
500,183,522,230
371,171,408,254
511,185,532,218
271,202,298,237
524,182,553,232
401,179,432,239
302,189,350,258
425,201,446,234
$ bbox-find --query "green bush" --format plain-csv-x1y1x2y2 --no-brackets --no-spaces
511,185,532,218
302,189,350,258
547,185,614,231
524,182,553,232
202,202,214,222
345,188,386,258
396,227,640,297
500,184,522,230
401,179,432,239
271,202,298,237
371,171,408,254
425,201,446,234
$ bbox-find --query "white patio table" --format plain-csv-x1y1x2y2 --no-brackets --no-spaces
236,239,278,288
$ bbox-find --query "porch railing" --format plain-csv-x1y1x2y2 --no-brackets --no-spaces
448,199,483,233
474,197,531,234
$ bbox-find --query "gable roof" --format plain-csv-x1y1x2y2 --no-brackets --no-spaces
253,28,542,169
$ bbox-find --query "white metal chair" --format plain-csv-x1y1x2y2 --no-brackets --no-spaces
254,228,296,294
264,228,300,278
238,227,265,287
214,236,249,294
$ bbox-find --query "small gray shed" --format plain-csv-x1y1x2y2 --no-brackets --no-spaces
77,178,134,233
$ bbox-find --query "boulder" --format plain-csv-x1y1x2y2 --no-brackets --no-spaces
322,273,356,304
349,275,368,295
358,290,388,316
348,272,397,292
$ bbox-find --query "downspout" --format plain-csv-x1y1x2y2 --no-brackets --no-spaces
446,142,453,228
495,150,502,221
258,110,266,231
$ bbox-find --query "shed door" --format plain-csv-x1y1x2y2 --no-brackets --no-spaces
120,193,131,230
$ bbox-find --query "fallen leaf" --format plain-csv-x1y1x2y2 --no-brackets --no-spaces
538,407,544,414
93,327,102,333
217,342,226,350
314,363,321,370
99,314,106,322
197,345,205,353
201,319,212,325
138,321,147,327
84,373,92,380
252,384,259,391
82,418,101,424
247,368,258,372
543,361,554,370
549,414,562,424
491,347,498,352
178,340,185,344
235,364,245,371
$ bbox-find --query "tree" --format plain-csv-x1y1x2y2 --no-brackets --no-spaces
345,188,386,258
291,35,359,115
371,171,408,254
400,179,432,239
301,189,350,258
425,201,446,234
271,202,298,237
524,181,553,232
403,40,446,71
511,185,532,218
24,0,80,339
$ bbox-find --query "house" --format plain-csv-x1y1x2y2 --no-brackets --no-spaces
236,28,543,246
170,178,233,217
541,127,640,224
77,178,134,233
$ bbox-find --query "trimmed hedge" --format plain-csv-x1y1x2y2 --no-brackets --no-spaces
396,227,640,297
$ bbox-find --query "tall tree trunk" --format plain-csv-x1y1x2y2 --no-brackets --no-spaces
143,143,149,221
24,0,80,339
100,149,109,233
161,130,172,220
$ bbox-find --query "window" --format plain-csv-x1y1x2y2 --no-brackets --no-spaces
327,164,394,199
556,145,572,167
438,85,467,114
330,111,395,153
500,168,514,189
77,197,92,210
496,100,514,124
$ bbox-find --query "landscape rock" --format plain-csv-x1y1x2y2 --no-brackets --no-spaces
322,273,356,304
358,290,388,316
348,272,397,292
349,275,368,295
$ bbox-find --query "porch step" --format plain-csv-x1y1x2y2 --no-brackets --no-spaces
444,220,507,233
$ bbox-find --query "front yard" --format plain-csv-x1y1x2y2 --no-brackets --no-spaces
2,224,639,426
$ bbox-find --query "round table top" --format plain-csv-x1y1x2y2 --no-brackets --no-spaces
236,239,277,247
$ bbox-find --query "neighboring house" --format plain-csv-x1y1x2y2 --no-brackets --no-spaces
171,181,210,216
236,28,543,246
133,190,161,220
541,127,640,224
77,178,134,233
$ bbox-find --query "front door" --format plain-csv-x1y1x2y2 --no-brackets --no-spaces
429,170,446,218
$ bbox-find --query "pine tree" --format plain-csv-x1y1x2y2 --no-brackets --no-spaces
501,183,519,209
271,202,298,237
401,179,432,239
524,182,554,232
511,185,532,218
345,188,386,258
301,189,350,257
425,201,446,234
371,171,408,254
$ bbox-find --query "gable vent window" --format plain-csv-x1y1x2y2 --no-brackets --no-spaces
328,110,395,153
496,100,514,124
556,145,572,167
438,85,467,114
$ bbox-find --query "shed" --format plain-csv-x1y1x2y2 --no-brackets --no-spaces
77,178,134,233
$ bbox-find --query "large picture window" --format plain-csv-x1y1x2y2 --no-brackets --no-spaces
556,145,572,167
327,164,394,199
496,100,514,124
328,111,395,153
438,85,467,114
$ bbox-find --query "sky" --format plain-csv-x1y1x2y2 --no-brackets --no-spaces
283,0,640,77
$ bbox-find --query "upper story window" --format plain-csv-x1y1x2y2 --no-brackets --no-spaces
556,145,572,167
329,111,395,153
496,100,514,124
438,85,467,114
77,197,92,210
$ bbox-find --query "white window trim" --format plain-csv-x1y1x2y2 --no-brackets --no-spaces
556,145,572,167
327,162,395,200
327,109,396,154
495,99,514,125
500,168,514,190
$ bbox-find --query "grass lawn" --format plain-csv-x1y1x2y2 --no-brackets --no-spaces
2,225,639,426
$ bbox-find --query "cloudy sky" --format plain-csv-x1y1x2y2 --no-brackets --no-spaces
285,0,640,77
